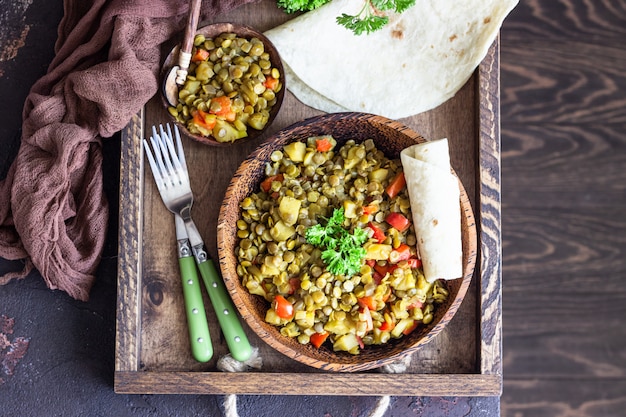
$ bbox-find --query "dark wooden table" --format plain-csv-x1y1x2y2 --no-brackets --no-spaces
499,1,626,415
1,1,625,416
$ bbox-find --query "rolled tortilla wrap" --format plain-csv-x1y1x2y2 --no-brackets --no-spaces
400,139,462,282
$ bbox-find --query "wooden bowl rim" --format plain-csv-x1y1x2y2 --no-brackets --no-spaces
217,112,477,372
160,22,286,147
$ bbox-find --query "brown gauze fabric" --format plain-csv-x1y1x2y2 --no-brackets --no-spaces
0,0,258,301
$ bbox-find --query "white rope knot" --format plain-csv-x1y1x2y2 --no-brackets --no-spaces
219,350,411,417
218,347,263,417
216,347,263,373
380,353,412,374
223,394,239,417
364,353,414,416
368,395,391,417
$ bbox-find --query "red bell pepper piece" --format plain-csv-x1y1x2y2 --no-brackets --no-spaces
368,222,386,243
310,331,329,348
386,212,410,232
379,322,392,331
362,204,378,215
389,243,411,263
373,262,397,277
273,295,294,320
385,172,406,199
357,295,376,311
402,320,419,335
379,319,395,332
407,257,422,269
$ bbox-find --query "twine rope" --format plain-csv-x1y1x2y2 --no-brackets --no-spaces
217,347,262,417
222,394,391,417
218,351,414,417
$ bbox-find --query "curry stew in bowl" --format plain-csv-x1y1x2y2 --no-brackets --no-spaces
162,23,285,146
218,113,477,372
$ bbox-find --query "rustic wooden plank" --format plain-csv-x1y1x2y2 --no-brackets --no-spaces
501,0,626,42
503,206,626,283
500,40,626,125
502,378,626,417
501,123,626,208
115,109,144,373
115,371,502,396
499,0,626,384
477,38,502,380
502,206,626,378
498,1,626,415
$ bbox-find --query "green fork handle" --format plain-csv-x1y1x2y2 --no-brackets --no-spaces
196,258,253,362
179,255,213,362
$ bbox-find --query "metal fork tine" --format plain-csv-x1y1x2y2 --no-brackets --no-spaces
151,125,162,160
156,127,175,176
173,124,188,173
142,139,164,190
165,123,177,164
161,124,184,177
150,133,173,188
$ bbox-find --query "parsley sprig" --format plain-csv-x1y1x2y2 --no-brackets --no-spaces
276,0,331,14
276,0,416,35
305,208,368,276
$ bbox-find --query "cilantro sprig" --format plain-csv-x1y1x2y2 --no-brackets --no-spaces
276,0,416,35
305,207,368,276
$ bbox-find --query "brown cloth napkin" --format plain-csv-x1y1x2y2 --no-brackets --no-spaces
0,0,258,301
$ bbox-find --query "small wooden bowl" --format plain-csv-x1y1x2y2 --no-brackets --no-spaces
217,113,477,372
161,22,285,146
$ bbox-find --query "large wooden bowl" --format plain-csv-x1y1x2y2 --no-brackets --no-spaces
161,22,285,147
217,112,477,372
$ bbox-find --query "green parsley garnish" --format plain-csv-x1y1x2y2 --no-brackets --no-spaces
305,207,368,276
276,0,331,14
276,0,416,35
336,12,388,36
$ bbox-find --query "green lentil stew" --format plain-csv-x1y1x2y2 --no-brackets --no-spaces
235,136,448,354
168,32,283,143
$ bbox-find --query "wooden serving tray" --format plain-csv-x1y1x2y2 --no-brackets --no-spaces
114,1,502,396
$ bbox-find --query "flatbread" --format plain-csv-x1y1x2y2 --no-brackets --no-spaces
282,61,349,114
266,0,518,119
400,139,462,282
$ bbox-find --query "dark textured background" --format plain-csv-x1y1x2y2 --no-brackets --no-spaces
1,1,625,416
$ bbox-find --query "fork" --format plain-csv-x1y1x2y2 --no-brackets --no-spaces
144,124,253,362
